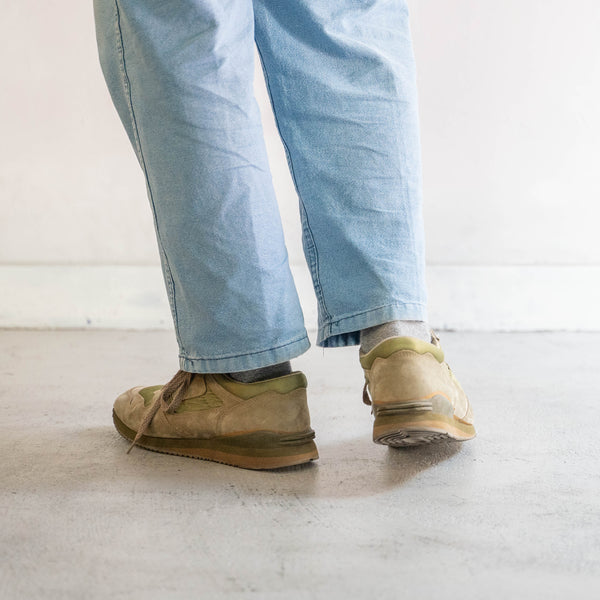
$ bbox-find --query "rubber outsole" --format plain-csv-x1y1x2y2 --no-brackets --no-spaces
113,411,319,470
373,411,476,447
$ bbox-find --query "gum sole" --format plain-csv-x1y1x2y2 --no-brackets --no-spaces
373,411,476,447
113,411,319,470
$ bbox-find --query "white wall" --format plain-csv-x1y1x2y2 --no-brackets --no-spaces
2,0,599,331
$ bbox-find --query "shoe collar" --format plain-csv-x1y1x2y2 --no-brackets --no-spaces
212,371,308,399
359,335,445,370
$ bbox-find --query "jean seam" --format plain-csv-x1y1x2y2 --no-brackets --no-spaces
179,332,309,361
253,39,332,323
113,0,184,353
298,199,331,321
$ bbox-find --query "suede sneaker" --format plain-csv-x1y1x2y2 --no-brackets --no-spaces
359,331,476,446
113,369,318,470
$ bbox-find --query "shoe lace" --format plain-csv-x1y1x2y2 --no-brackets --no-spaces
127,369,194,454
362,379,372,406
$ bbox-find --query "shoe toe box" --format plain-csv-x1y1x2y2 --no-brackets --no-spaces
113,386,147,429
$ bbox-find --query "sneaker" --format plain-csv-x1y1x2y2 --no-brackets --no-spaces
359,331,476,446
112,369,318,470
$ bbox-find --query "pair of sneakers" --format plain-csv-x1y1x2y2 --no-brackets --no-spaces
113,330,476,470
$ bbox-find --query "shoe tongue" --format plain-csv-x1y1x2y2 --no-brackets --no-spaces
183,374,207,398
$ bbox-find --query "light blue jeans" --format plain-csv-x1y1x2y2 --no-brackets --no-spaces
93,0,428,373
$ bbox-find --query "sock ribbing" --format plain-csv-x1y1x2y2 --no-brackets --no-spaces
360,320,431,353
227,361,292,383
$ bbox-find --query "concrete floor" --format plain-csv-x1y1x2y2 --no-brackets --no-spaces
1,330,599,599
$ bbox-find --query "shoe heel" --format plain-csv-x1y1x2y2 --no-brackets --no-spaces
373,405,476,447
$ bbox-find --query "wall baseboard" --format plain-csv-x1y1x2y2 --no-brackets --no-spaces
1,264,598,331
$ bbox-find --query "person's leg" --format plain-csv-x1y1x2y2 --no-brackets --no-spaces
93,0,310,374
93,0,318,467
253,0,428,347
253,0,475,446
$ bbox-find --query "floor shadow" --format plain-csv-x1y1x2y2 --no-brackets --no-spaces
2,424,466,500
295,436,464,498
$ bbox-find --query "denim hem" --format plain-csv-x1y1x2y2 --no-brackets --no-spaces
317,302,428,348
178,333,311,373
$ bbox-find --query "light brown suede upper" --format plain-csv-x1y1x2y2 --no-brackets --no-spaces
113,371,313,439
360,337,474,424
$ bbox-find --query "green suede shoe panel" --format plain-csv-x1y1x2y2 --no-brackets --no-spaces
174,391,223,413
140,385,163,407
213,371,308,399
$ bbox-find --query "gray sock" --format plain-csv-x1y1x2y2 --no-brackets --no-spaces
360,320,431,353
227,361,292,383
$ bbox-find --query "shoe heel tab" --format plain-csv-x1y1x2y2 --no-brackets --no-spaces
359,336,445,369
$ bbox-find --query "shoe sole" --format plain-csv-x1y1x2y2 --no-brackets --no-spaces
373,410,476,447
113,411,319,470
